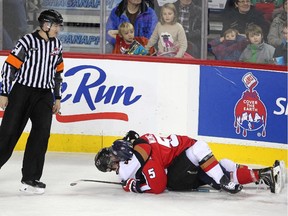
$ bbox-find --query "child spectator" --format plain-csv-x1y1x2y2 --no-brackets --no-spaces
108,22,155,55
239,24,275,64
145,3,189,58
273,23,288,65
268,0,287,47
209,28,249,61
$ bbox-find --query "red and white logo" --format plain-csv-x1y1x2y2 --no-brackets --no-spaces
234,72,267,137
50,47,60,56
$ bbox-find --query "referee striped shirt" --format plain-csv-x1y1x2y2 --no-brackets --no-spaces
1,30,64,99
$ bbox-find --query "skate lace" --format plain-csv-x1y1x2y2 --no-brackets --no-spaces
225,182,236,190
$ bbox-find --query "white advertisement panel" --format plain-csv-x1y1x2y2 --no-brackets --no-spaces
0,56,200,137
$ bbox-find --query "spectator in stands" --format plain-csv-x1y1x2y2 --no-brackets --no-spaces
145,3,190,58
108,22,156,55
221,0,269,40
105,0,158,53
273,22,288,65
268,0,287,47
239,24,275,64
3,0,28,50
173,0,202,58
209,28,249,61
251,0,282,24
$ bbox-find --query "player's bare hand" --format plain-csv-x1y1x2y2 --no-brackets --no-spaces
52,99,61,114
0,95,8,110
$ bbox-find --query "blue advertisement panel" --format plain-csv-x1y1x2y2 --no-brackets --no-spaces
198,66,288,144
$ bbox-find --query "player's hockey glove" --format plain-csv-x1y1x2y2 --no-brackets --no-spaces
123,130,140,143
121,178,142,193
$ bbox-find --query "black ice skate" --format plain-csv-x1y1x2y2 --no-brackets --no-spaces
258,160,285,194
20,180,46,195
258,167,273,188
220,175,243,194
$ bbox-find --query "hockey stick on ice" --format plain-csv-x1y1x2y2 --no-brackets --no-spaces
70,179,219,192
70,179,121,186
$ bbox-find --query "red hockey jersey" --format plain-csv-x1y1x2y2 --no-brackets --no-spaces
118,133,197,194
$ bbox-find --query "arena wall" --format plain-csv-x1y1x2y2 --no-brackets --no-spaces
0,53,287,166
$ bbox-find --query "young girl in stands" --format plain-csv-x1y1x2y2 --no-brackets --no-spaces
239,24,275,64
209,28,249,61
108,22,155,55
145,3,191,58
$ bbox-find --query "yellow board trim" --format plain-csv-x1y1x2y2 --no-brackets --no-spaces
15,133,121,153
209,143,288,167
15,133,288,167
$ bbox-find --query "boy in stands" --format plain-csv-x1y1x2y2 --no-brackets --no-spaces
108,22,155,55
239,24,275,64
95,131,284,194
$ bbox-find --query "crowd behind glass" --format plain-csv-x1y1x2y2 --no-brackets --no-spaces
1,0,287,65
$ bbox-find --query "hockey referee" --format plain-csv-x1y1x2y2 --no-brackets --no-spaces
0,9,64,194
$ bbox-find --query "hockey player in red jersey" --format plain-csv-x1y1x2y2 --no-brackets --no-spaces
95,131,284,194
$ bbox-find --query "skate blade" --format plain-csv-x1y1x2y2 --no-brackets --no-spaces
272,161,283,194
279,160,286,189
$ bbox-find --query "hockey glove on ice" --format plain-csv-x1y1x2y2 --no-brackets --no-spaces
121,178,142,193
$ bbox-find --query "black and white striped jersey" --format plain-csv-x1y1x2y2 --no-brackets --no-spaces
1,30,64,99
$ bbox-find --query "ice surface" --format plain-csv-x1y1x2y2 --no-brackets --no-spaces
1,152,287,216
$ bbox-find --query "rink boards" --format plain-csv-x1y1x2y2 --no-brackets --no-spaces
0,54,287,166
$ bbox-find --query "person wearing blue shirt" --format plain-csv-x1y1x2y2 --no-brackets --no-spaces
105,0,158,53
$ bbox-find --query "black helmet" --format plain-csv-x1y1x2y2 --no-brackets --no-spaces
111,139,133,161
94,147,114,172
38,9,63,25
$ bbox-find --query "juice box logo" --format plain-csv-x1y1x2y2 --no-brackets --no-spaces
234,72,267,137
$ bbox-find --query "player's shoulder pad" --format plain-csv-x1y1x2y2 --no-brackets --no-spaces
133,138,148,146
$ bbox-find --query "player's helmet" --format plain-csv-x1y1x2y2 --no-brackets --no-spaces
111,139,133,161
94,148,114,172
38,9,63,25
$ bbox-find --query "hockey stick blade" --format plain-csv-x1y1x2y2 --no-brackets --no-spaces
195,188,219,193
169,187,220,193
189,187,220,193
70,179,121,186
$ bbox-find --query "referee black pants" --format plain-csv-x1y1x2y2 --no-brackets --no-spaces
0,83,54,182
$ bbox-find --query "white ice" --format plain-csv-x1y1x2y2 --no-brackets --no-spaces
1,152,287,216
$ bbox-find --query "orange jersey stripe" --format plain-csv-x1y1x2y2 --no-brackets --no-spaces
201,156,219,172
6,54,23,69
